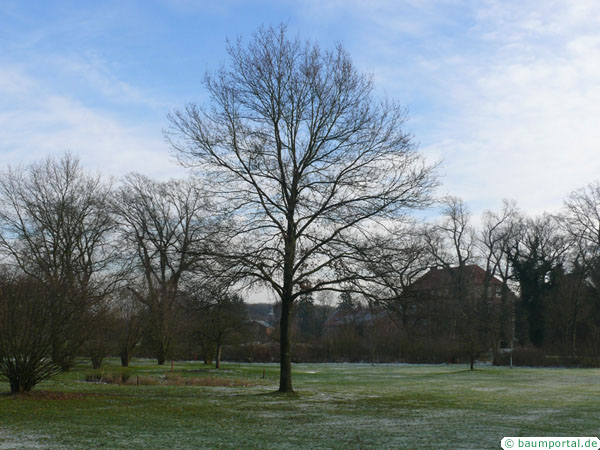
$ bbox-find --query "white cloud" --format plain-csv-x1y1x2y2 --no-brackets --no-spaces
325,0,600,217
438,2,600,214
0,66,35,95
51,53,165,109
0,65,184,180
3,0,600,220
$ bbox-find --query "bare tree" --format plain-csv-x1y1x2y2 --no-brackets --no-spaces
348,222,433,362
167,25,436,391
113,174,216,365
562,181,600,262
112,288,146,367
478,200,520,364
423,197,490,369
81,303,118,369
0,153,120,370
560,182,600,357
186,286,249,369
424,196,475,269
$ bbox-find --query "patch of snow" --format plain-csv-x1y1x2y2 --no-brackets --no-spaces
0,429,48,449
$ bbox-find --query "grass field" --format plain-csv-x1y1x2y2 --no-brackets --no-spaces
1,360,598,449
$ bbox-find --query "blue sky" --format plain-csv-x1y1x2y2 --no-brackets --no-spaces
2,0,600,218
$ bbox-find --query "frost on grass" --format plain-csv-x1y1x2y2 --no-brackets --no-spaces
1,363,599,448
0,429,48,449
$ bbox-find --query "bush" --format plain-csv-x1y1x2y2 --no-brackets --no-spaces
0,274,62,394
494,348,600,367
222,343,279,363
83,372,255,387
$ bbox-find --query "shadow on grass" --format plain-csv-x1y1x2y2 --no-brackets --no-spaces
178,368,227,374
253,390,301,399
1,390,101,400
407,367,496,379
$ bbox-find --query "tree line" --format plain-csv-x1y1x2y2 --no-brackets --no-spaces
318,194,600,370
1,25,598,395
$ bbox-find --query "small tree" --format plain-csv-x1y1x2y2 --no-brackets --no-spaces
0,272,60,393
478,201,520,364
113,174,216,365
113,288,146,367
82,305,119,369
192,291,249,369
168,24,436,392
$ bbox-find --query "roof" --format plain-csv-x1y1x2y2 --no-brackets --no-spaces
409,265,503,291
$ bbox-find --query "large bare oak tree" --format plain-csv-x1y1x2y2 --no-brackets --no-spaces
167,25,436,392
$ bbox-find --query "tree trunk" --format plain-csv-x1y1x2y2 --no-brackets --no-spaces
570,282,581,360
52,338,75,372
10,377,33,394
278,211,296,393
201,341,214,364
157,343,166,365
469,338,475,370
215,344,222,369
10,379,21,394
154,308,170,365
490,335,499,366
120,350,130,367
156,333,169,365
91,356,104,369
279,297,293,392
369,303,376,366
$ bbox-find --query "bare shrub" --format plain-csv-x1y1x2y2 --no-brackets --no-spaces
0,273,60,394
83,372,255,387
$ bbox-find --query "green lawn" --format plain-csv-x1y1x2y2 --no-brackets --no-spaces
1,360,598,449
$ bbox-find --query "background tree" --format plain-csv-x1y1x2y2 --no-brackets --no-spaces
584,258,600,358
0,153,119,370
544,263,587,358
358,225,431,326
347,223,432,362
558,182,600,357
423,196,489,369
81,304,119,369
510,214,568,348
562,181,600,264
112,288,146,367
477,200,520,363
167,25,436,392
188,288,249,369
113,174,215,365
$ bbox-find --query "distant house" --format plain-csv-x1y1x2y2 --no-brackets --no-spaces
404,264,516,352
325,265,511,330
322,265,516,363
247,320,275,341
407,264,505,301
324,305,387,329
245,303,276,342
